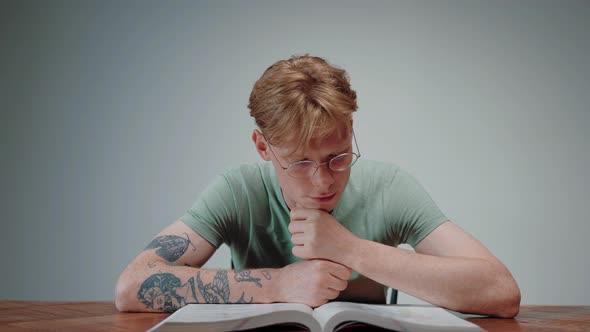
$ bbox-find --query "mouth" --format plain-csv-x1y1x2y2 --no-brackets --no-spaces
309,193,337,202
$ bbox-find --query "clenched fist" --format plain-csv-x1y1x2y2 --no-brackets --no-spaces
289,205,359,263
275,260,352,307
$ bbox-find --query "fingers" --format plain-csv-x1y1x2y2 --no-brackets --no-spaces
291,244,307,259
317,273,348,302
281,260,351,306
290,233,306,245
323,288,340,301
287,220,307,234
327,274,349,292
327,262,353,281
290,207,311,221
290,206,322,221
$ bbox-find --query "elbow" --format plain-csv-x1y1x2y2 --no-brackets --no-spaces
480,264,521,318
115,273,136,312
486,278,521,318
458,274,521,318
495,285,521,318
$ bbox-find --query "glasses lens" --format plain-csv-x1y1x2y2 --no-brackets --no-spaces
329,153,358,171
287,161,316,178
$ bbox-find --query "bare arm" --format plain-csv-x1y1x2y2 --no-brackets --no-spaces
115,221,351,312
342,222,521,317
115,221,278,312
289,207,521,318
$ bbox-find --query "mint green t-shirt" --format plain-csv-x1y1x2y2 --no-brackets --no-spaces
180,160,448,271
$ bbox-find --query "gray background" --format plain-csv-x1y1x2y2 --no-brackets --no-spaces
1,0,589,305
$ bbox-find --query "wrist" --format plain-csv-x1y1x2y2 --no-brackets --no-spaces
266,267,284,303
340,236,367,271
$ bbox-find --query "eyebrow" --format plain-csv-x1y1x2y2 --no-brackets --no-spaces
285,144,351,162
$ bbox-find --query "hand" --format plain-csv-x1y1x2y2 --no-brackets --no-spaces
288,204,359,263
276,260,352,307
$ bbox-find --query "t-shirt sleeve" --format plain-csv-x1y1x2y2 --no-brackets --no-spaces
179,174,237,248
386,168,449,248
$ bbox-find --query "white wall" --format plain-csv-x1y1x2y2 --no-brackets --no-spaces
2,0,589,304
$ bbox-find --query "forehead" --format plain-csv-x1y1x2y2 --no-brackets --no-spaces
272,129,352,158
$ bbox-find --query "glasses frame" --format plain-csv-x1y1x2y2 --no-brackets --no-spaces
265,129,361,179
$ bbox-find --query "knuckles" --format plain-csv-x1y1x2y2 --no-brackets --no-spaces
283,259,351,308
311,259,337,272
309,210,322,219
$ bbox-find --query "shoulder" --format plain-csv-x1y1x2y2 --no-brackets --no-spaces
218,162,275,197
350,159,428,195
220,162,271,183
350,159,401,187
353,159,400,174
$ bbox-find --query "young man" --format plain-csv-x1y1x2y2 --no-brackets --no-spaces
115,55,520,317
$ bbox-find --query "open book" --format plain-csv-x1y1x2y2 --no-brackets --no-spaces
147,301,482,332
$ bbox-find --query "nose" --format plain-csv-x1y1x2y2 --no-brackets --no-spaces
310,163,335,187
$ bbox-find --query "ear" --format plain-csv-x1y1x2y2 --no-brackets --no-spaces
252,129,271,161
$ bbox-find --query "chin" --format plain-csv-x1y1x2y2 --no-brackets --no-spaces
298,191,342,211
298,199,335,211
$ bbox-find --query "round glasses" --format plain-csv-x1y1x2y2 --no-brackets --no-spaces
265,130,361,179
279,153,360,178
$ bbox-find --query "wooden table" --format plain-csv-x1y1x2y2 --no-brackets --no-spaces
1,301,589,331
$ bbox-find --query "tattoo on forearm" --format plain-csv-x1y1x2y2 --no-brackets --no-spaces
196,271,230,303
262,271,272,280
234,270,262,287
236,292,254,304
137,273,198,312
144,233,196,262
194,270,254,304
137,269,262,311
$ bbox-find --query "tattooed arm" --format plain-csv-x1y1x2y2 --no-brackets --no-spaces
115,221,278,312
116,220,352,312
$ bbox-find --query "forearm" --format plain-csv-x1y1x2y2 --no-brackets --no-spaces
115,254,278,312
343,239,520,317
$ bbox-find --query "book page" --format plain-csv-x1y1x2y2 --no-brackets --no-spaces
167,303,313,322
313,302,481,332
148,303,320,332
